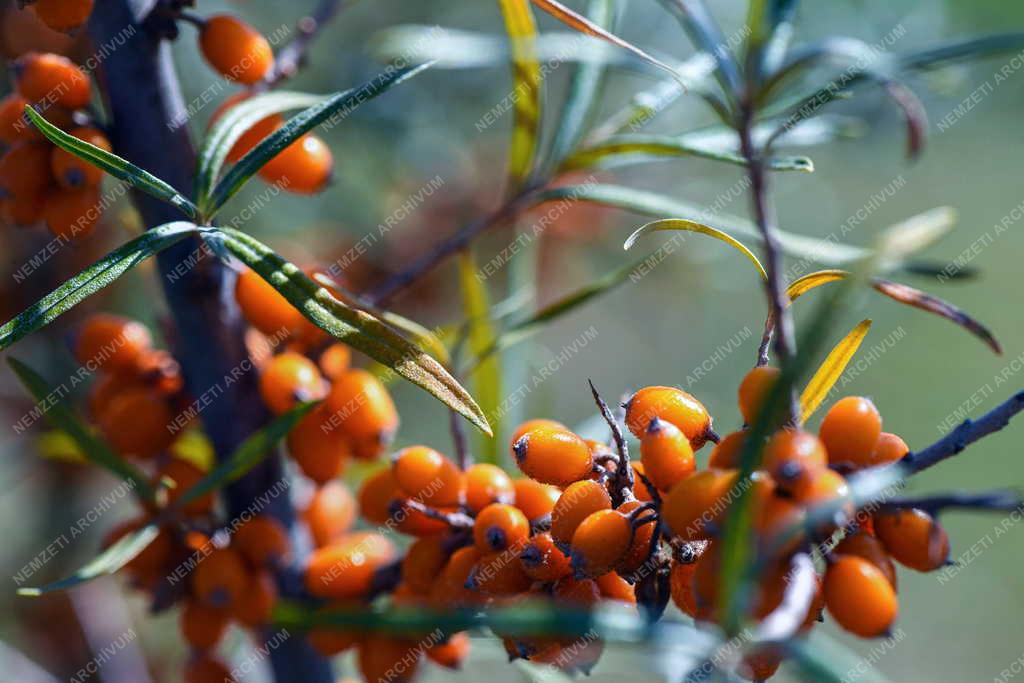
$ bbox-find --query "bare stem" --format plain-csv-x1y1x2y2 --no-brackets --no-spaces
879,490,1023,515
589,380,634,502
263,0,351,88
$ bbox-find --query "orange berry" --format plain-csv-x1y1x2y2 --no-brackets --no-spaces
550,479,612,545
626,385,713,449
464,463,514,513
873,508,950,572
325,368,398,445
305,532,395,600
824,555,898,637
98,387,175,459
184,656,235,683
513,478,560,522
2,188,46,225
191,548,249,609
303,480,356,547
617,499,655,573
762,429,827,488
42,186,101,239
707,430,748,469
474,503,530,553
357,467,400,525
233,515,290,568
234,267,307,337
863,432,910,469
232,570,278,627
357,636,422,683
470,549,532,595
819,396,882,467
791,467,850,509
102,518,171,582
640,417,696,491
738,366,779,425
258,133,333,194
511,418,567,447
552,576,602,606
669,559,699,617
738,647,783,682
51,126,109,188
0,141,52,197
228,113,283,163
156,458,214,515
75,314,152,372
430,546,482,608
0,93,35,143
287,404,351,484
570,509,631,577
14,52,91,109
32,0,94,33
402,536,449,595
519,532,572,581
199,15,274,85
631,462,654,502
259,351,324,415
318,343,352,380
834,531,898,588
662,469,740,541
513,424,593,486
428,631,470,669
180,600,229,651
307,607,358,656
392,446,463,507
596,570,636,604
754,494,805,555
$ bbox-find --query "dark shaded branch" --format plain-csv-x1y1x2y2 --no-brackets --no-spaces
879,490,1024,515
589,380,634,501
264,0,352,87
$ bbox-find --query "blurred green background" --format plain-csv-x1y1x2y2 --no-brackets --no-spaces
1,0,1023,681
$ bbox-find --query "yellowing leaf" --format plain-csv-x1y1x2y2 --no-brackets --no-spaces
37,430,87,464
458,250,501,463
624,218,768,281
497,0,543,187
170,428,215,472
800,319,872,423
786,269,848,303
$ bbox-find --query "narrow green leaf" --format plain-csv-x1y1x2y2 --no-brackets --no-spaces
8,358,156,503
177,401,319,508
800,319,872,422
790,631,899,683
497,0,544,187
655,0,742,97
875,206,957,266
17,524,160,597
624,218,768,280
562,134,813,172
458,250,502,462
204,63,432,216
216,228,491,435
25,107,198,221
0,222,199,351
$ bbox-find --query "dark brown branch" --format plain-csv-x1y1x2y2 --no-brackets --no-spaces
879,490,1023,515
399,499,475,529
263,0,352,88
589,380,634,501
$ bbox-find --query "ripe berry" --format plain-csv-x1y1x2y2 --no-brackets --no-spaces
257,133,333,194
596,570,636,604
228,113,283,163
191,548,249,609
75,314,152,373
791,467,850,509
51,127,109,188
511,418,567,446
617,499,655,573
669,559,699,617
232,570,278,627
156,458,214,515
762,429,827,488
819,396,882,467
738,647,783,682
2,188,45,225
180,600,228,651
834,531,898,588
753,493,805,555
552,576,602,606
0,141,52,197
357,467,400,525
32,0,94,33
43,186,101,239
863,432,910,469
520,532,572,581
470,549,532,595
184,656,234,683
302,480,356,547
550,479,612,544
233,515,290,567
640,417,696,491
625,386,712,448
14,52,91,109
307,608,358,656
874,508,950,572
662,469,740,541
463,463,515,513
570,509,631,577
707,430,748,469
305,532,395,600
259,351,325,415
513,424,593,486
474,503,530,554
234,267,307,337
738,366,780,425
430,546,482,608
402,536,449,595
631,462,654,502
824,555,898,637
427,632,470,669
392,446,463,507
287,404,351,484
98,387,175,458
325,368,398,446
199,15,274,85
0,93,35,144
357,636,421,683
318,342,352,380
513,478,560,521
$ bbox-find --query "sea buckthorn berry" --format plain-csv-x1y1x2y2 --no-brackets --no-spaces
738,366,780,425
470,549,533,595
233,515,290,567
631,462,654,502
51,127,109,188
185,656,235,683
551,480,612,545
430,546,482,608
819,396,882,467
43,186,101,239
0,141,52,197
358,636,422,683
520,532,572,581
708,430,748,469
669,559,699,617
513,478,560,522
232,570,278,627
428,632,471,669
474,503,530,554
874,508,950,572
531,636,604,673
32,0,94,33
303,480,356,547
358,467,400,524
597,570,636,605
511,418,568,447
553,576,602,606
156,458,214,515
318,342,352,380
762,429,827,488
864,432,910,469
824,555,898,637
738,647,783,682
180,600,228,650
571,509,631,577
307,606,359,656
464,463,515,513
326,368,399,445
0,93,34,143
305,532,395,600
199,15,274,85
99,387,175,459
392,446,463,507
834,531,898,588
287,404,350,484
390,500,453,537
259,351,324,415
513,424,593,486
234,267,306,336
2,189,46,225
227,113,283,163
640,417,696,491
75,314,152,372
402,536,448,594
626,386,713,448
257,133,333,194
791,467,851,510
754,494,805,555
617,499,655,573
14,52,91,109
662,469,740,541
191,548,249,609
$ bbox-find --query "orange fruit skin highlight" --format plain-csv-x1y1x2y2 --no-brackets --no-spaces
257,133,333,194
570,509,631,577
662,469,740,541
824,555,898,637
639,417,696,491
75,314,152,373
305,532,395,600
234,267,307,337
550,479,611,545
513,478,560,522
199,15,274,85
325,368,399,444
874,508,950,572
258,351,324,415
737,366,779,425
287,404,351,484
392,445,462,507
32,0,94,33
303,480,356,547
191,548,249,609
626,385,712,448
464,463,515,513
43,186,101,239
14,52,91,109
513,425,593,486
819,396,882,467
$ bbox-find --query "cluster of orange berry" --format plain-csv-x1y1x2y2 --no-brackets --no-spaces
20,0,94,34
0,51,108,236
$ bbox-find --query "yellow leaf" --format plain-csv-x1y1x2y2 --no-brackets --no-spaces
497,0,543,187
800,319,872,423
170,428,215,472
624,218,767,281
37,430,87,464
786,269,848,303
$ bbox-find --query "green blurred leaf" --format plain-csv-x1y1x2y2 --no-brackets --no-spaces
0,222,199,351
800,318,872,422
655,0,741,97
875,206,957,266
497,0,544,187
8,358,156,503
790,631,899,683
203,63,432,217
900,32,1024,72
458,250,502,462
624,218,768,280
25,107,198,221
216,228,491,435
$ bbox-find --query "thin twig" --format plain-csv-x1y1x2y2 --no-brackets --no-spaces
399,499,475,529
589,380,635,501
263,0,352,88
449,409,470,470
879,490,1024,515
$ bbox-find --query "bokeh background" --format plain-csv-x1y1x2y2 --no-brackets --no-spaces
1,0,1023,681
